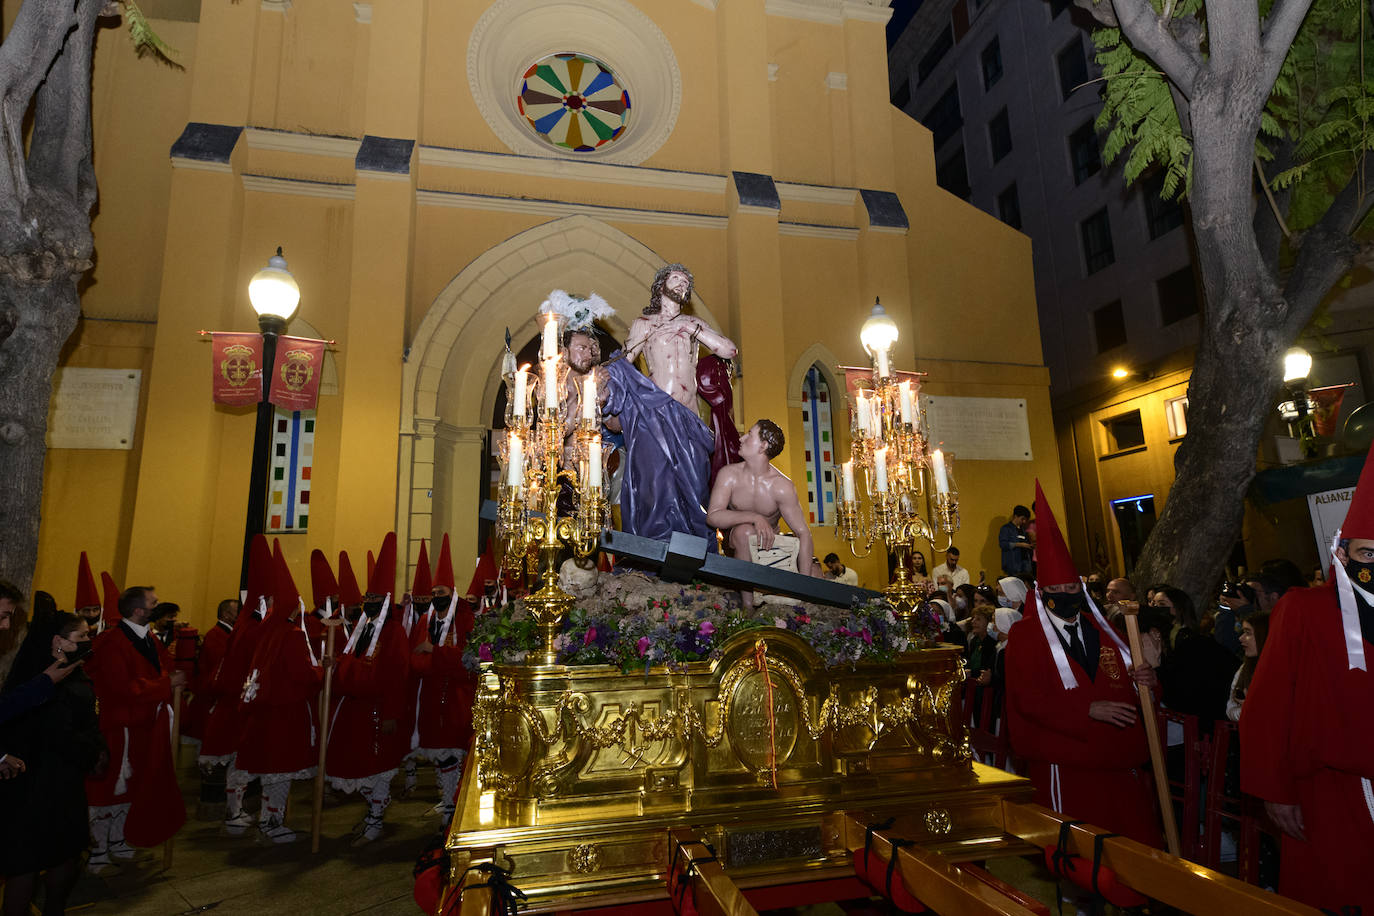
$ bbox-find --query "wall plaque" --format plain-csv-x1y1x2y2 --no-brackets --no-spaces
920,395,1032,462
46,368,142,450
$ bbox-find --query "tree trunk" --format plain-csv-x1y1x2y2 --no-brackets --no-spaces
0,0,102,596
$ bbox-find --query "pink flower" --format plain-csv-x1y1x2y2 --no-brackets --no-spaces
861,627,873,645
637,636,651,657
698,620,715,637
583,626,597,647
479,643,493,662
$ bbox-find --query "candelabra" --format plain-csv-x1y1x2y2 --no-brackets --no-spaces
496,314,611,665
835,300,960,635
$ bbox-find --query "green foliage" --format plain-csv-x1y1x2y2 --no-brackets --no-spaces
121,0,181,67
1091,0,1374,234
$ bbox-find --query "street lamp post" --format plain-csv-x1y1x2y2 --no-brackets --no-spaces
240,248,301,589
1281,346,1316,460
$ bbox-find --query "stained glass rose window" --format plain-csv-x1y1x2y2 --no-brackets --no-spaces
518,53,631,153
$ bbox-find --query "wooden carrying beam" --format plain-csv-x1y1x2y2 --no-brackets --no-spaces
667,829,759,916
1000,802,1324,916
837,812,1041,916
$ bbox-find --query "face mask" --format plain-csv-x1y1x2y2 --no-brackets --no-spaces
998,595,1016,608
62,640,94,666
362,600,384,619
1043,590,1087,621
1345,556,1374,592
431,594,453,613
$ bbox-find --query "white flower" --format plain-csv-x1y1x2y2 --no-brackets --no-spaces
242,669,261,703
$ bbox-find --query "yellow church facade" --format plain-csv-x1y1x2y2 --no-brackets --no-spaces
34,0,1063,624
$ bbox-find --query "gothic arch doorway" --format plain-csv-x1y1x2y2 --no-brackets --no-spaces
397,214,724,580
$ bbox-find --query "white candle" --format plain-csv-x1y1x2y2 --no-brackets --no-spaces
512,367,528,419
506,432,524,488
842,460,855,502
932,448,949,496
868,399,882,440
874,448,889,492
875,346,891,379
855,394,870,436
899,381,914,425
543,358,559,411
582,374,597,421
541,313,558,361
589,438,602,487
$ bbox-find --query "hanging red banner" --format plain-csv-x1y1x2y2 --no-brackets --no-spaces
268,336,327,411
1308,383,1352,438
211,332,264,406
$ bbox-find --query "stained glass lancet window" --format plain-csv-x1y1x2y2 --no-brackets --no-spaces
519,53,631,153
267,407,314,533
800,365,836,525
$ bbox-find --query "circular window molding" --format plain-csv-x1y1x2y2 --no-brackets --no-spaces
468,0,682,165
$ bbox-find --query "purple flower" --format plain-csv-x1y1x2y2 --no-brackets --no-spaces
479,643,493,662
698,620,715,637
861,627,873,645
583,626,597,647
637,635,651,657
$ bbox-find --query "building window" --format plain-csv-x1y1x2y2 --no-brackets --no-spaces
981,37,1003,90
1069,120,1101,185
891,79,911,111
988,108,1013,163
1165,396,1189,439
936,147,971,199
1093,299,1127,353
923,83,963,148
800,365,837,525
1102,410,1146,453
267,407,316,533
997,183,1022,230
1081,207,1115,274
1058,37,1089,100
918,24,955,83
1143,171,1186,239
1157,263,1200,325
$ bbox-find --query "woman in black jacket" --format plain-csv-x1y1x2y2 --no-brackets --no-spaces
0,610,106,916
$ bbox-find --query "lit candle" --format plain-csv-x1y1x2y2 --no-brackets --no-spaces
899,381,914,425
842,460,855,502
875,345,891,380
543,358,559,411
855,394,871,436
874,448,889,493
541,313,558,361
582,374,597,421
932,448,949,496
512,366,528,419
506,432,524,488
588,438,602,487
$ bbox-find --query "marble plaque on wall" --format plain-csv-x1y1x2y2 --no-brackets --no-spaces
47,368,142,450
920,395,1032,462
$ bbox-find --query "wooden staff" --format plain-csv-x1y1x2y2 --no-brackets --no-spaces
312,619,342,853
163,682,183,870
1121,603,1181,856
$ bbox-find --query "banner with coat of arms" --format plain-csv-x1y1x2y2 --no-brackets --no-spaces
268,336,326,411
211,333,265,406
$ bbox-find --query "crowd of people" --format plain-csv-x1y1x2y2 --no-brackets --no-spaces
0,532,501,916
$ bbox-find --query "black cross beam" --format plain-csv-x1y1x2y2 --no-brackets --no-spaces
479,500,880,609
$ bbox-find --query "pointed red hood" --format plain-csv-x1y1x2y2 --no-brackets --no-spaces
465,547,498,601
244,534,275,615
412,539,433,598
100,571,121,627
367,533,397,598
1033,480,1079,587
310,549,338,610
434,534,455,591
269,539,299,626
1340,440,1374,540
75,552,99,612
337,551,364,606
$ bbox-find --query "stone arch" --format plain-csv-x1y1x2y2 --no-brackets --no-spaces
786,341,845,409
397,214,724,576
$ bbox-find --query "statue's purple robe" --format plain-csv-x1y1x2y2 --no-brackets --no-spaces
603,353,714,544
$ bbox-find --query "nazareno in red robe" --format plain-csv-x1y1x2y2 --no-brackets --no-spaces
1004,613,1163,847
84,621,187,847
325,613,411,783
199,607,265,763
1241,583,1374,912
181,621,231,742
409,606,475,756
235,615,323,778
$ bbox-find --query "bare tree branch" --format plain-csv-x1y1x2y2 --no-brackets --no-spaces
1261,0,1316,91
0,0,83,208
28,0,104,209
1073,0,1119,28
1109,0,1202,96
